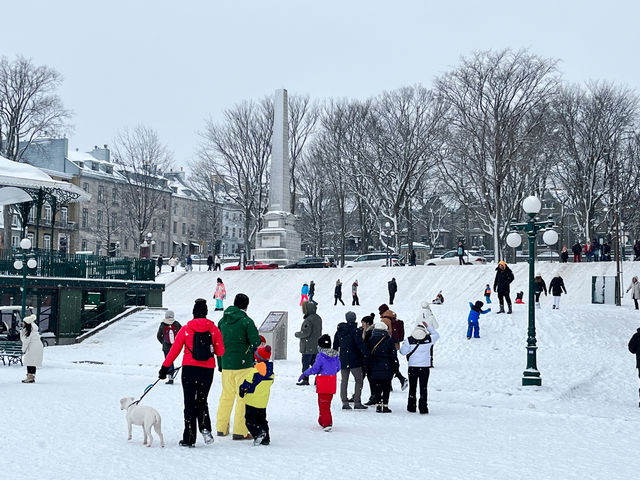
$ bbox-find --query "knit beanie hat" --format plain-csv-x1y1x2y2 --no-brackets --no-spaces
318,334,331,349
378,304,389,315
23,314,36,325
193,298,208,318
412,324,428,341
255,345,272,362
163,310,175,324
374,321,388,331
345,311,357,323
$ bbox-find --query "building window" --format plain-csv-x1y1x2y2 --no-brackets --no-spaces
83,182,89,192
192,206,196,217
112,188,118,203
182,223,186,235
43,234,51,250
152,243,156,253
161,219,165,230
173,222,177,234
163,200,167,210
232,227,236,238
11,235,20,248
153,218,157,230
97,210,103,229
28,206,36,223
161,241,165,253
27,232,34,245
225,226,229,236
11,214,19,227
183,206,186,216
98,185,104,202
124,238,129,249
239,229,243,239
81,239,87,251
61,207,68,224
96,241,102,255
173,204,177,215
111,212,117,228
44,204,52,224
82,208,88,228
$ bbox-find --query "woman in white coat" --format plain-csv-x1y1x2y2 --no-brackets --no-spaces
627,276,640,310
399,313,439,415
20,314,43,383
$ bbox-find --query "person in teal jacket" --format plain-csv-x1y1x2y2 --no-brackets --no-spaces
239,345,274,446
216,293,261,440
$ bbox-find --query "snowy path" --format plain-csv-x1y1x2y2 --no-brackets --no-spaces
3,262,640,479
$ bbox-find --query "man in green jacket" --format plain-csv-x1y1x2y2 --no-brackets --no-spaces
216,293,261,440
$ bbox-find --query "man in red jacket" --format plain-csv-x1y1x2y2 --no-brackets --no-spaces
159,298,225,447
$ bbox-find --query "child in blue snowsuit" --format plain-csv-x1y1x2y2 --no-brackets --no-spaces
467,300,491,339
484,285,492,304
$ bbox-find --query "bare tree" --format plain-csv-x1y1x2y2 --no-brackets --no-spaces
435,49,560,260
111,125,173,249
550,82,638,242
0,55,71,249
188,160,223,254
196,97,273,256
288,94,319,214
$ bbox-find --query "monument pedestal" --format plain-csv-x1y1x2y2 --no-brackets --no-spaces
253,211,303,266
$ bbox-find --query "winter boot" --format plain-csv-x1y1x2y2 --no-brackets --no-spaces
419,398,429,414
401,378,409,391
535,302,540,309
364,397,377,406
407,396,417,413
323,425,332,432
21,373,35,384
381,405,392,413
202,429,214,445
179,440,195,448
376,403,383,413
253,432,267,446
342,402,352,410
507,304,513,314
353,403,368,410
347,396,355,402
497,305,505,314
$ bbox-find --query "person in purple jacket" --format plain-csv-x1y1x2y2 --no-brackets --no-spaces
298,334,341,431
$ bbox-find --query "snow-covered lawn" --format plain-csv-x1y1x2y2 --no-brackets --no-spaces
4,262,640,479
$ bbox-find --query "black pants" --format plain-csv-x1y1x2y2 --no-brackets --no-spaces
215,264,221,271
245,405,270,443
207,265,213,271
27,366,36,374
389,292,396,305
534,292,542,302
352,294,359,306
459,255,464,265
181,365,214,444
334,295,344,306
498,291,512,308
163,348,176,377
634,298,639,310
407,366,431,413
371,378,392,405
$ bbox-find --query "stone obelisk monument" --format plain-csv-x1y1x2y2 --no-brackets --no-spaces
253,89,302,265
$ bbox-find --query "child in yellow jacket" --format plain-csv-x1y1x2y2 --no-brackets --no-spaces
239,345,274,446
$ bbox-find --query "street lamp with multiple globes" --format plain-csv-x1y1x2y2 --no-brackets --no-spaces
506,195,558,386
140,232,156,258
384,221,395,267
13,238,38,330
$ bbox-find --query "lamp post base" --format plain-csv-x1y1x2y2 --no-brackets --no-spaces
522,369,542,386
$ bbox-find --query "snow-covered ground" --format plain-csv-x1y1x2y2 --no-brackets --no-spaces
4,261,640,479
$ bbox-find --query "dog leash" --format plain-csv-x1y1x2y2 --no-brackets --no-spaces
132,366,182,405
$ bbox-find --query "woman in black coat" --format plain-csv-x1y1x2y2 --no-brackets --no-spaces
366,322,398,413
493,261,515,314
333,311,369,409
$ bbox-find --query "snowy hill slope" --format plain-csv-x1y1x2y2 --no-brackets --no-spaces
4,261,640,479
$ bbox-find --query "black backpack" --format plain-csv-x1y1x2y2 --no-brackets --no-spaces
190,331,214,361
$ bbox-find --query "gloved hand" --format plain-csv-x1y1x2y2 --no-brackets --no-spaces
217,356,222,372
158,365,169,379
239,387,246,398
298,374,306,383
487,308,491,312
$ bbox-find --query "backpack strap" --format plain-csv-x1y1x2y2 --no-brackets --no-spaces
406,343,421,360
371,336,386,354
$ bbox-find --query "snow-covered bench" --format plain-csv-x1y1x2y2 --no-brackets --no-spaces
0,341,22,366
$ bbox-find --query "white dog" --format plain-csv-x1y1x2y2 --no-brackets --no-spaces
119,397,164,447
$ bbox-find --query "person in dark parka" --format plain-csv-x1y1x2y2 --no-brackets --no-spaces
388,278,398,305
549,274,567,309
333,311,369,410
534,274,547,308
156,310,183,384
493,260,515,314
294,301,323,385
628,328,640,407
366,322,399,413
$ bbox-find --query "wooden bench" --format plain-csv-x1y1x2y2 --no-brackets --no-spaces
0,341,23,366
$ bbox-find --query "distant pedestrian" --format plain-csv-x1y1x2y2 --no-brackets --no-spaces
534,274,547,308
352,280,360,306
213,278,226,311
388,277,398,305
19,314,43,383
457,241,465,265
493,260,514,314
627,276,640,310
602,242,611,261
156,310,183,384
484,284,492,304
186,254,193,271
300,283,310,306
627,327,640,407
168,255,178,272
584,241,593,262
309,280,318,305
634,240,640,261
207,255,214,271
466,301,490,339
215,255,222,271
157,254,163,275
572,241,582,263
410,249,417,266
549,274,567,309
560,246,569,263
334,280,345,306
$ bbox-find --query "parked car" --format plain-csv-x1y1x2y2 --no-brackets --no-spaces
284,257,331,269
224,260,279,271
425,250,487,266
345,253,404,267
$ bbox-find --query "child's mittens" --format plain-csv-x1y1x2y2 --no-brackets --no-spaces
298,374,306,383
239,387,247,398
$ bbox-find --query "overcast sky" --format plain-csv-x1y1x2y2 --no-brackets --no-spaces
4,0,639,169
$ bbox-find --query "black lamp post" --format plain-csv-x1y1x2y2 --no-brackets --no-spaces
506,196,558,386
12,237,38,338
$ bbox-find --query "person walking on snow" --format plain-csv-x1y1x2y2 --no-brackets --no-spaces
294,301,323,385
215,255,222,271
156,310,183,384
207,255,214,271
388,277,398,305
333,311,369,410
20,314,43,383
627,276,640,310
334,280,345,306
466,301,490,339
534,274,547,308
457,241,465,265
352,280,360,306
572,241,582,262
484,284,492,304
298,334,341,431
400,318,440,414
309,280,318,305
493,260,515,314
628,328,640,407
156,254,163,275
549,274,567,309
300,282,310,306
168,255,178,272
158,298,225,447
216,293,262,441
213,278,226,311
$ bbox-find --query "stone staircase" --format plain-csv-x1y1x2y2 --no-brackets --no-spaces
76,306,167,343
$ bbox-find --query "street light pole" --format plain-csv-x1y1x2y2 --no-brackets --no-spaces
506,196,558,387
12,238,38,334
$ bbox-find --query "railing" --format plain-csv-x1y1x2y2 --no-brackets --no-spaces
0,249,155,281
80,287,150,330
